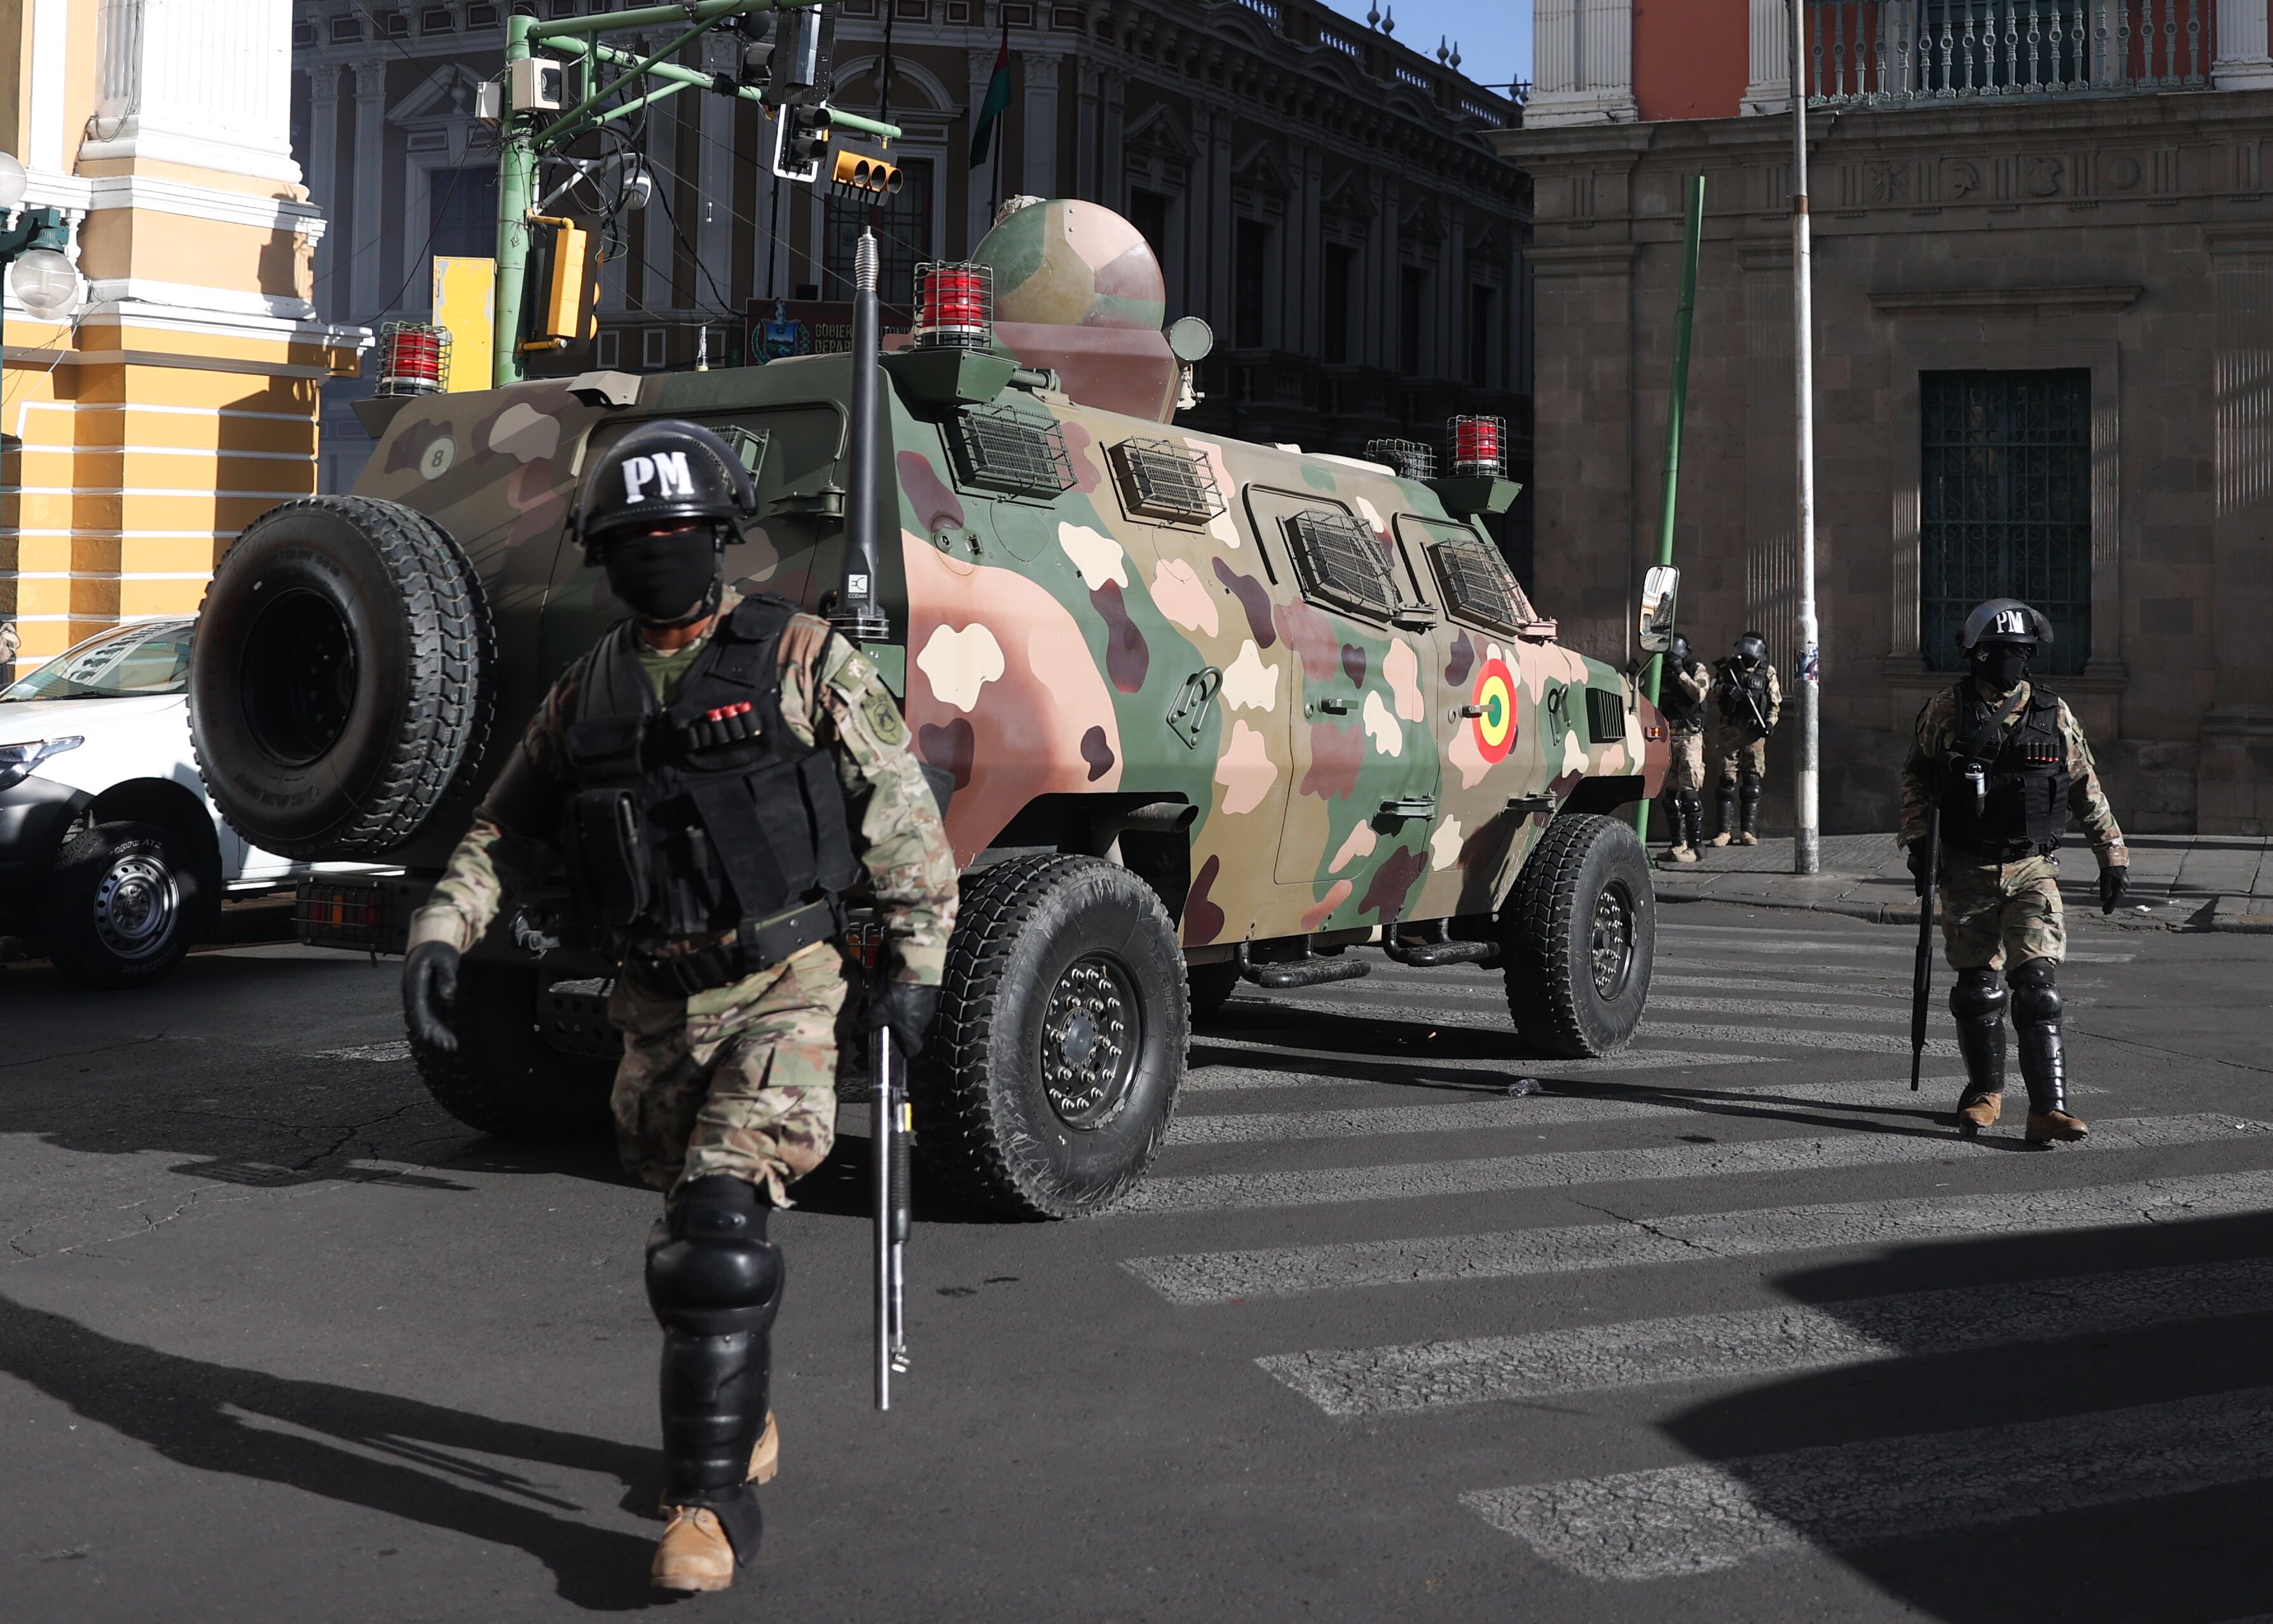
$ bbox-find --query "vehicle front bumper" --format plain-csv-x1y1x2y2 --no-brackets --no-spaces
0,773,89,918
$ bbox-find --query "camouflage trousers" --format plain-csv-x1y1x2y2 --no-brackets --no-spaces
1666,729,1708,793
608,940,847,1206
1939,853,2064,972
1715,730,1770,782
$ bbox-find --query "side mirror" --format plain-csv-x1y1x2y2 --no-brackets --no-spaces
1637,565,1680,654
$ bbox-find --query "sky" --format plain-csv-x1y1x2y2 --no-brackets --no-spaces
1316,0,1531,92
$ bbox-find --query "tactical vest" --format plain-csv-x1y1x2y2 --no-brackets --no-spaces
558,594,860,944
1658,663,1706,732
1939,682,2070,859
1717,660,1773,731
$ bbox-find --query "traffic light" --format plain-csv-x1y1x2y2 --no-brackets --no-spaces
827,146,902,202
773,104,830,183
521,214,593,351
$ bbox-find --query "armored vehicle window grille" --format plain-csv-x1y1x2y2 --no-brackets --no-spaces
1109,437,1223,524
1585,686,1627,745
1287,509,1398,620
717,425,770,480
953,404,1076,496
1364,438,1436,480
1427,532,1526,634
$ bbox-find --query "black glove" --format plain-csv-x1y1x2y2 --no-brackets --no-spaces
2098,865,2129,914
867,981,941,1059
1906,843,1933,898
402,940,462,1054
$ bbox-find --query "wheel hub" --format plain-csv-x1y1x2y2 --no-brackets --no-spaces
1040,956,1137,1130
1590,883,1635,1000
93,855,178,961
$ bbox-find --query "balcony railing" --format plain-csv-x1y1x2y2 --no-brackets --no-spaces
1804,0,2213,106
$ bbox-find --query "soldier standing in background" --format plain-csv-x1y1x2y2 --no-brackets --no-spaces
1899,599,2127,1145
1656,633,1710,864
1710,631,1781,846
399,421,959,1593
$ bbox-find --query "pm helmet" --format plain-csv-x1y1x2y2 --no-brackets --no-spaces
577,418,757,558
1733,631,1768,665
1958,598,2054,653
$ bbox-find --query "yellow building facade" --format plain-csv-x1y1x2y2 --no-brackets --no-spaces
1,0,363,663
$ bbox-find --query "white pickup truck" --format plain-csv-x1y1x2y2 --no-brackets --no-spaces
0,616,373,987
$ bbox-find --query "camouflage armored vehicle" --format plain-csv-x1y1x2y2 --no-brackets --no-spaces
188,199,1671,1218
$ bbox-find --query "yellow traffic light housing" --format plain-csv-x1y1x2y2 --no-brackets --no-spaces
520,214,591,352
828,147,902,201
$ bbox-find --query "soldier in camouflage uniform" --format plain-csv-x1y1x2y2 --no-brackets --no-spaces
1656,633,1710,864
1709,631,1781,846
1898,599,2127,1146
401,421,958,1593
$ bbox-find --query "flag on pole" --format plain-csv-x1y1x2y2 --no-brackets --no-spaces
968,24,1012,169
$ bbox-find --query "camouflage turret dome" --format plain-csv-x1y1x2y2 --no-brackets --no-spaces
970,198,1167,331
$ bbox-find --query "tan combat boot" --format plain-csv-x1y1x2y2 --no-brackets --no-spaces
2026,1110,2089,1145
652,1506,736,1592
1673,843,1699,864
1736,830,1759,847
1955,1090,2002,1135
658,1410,778,1513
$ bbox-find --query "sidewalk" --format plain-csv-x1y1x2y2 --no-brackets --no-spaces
1647,830,2273,933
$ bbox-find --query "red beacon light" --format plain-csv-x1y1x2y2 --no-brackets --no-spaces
1448,414,1506,479
912,261,994,350
376,321,451,397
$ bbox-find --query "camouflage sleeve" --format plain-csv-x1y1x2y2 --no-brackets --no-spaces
404,666,579,953
1897,692,1955,850
776,615,959,986
1764,661,1783,731
2058,700,2127,867
1673,662,1708,704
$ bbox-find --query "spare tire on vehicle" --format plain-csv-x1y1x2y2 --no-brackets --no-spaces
189,496,492,860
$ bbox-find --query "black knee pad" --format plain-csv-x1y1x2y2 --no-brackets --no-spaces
647,1176,783,1336
1949,967,2009,1024
2008,958,2062,1024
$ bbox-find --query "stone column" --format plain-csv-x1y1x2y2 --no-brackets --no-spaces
1741,0,1792,113
2202,230,2273,832
1525,0,1638,128
82,0,303,183
2215,0,2273,88
349,60,387,324
1024,52,1059,198
1075,60,1101,202
305,66,340,320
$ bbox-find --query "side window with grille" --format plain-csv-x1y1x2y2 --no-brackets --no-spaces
1284,507,1402,622
1402,517,1538,635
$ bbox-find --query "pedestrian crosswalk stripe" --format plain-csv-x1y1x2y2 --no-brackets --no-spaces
1660,937,2139,964
1109,1115,2260,1218
1258,1258,2273,1417
1191,1037,1796,1074
1462,1386,2273,1580
1168,1077,1995,1145
1654,974,1905,999
1649,997,1914,1025
1121,1163,2273,1305
1178,1053,1808,1093
1646,1024,1960,1056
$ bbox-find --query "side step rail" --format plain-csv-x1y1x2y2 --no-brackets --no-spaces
1380,916,1497,969
1235,939,1370,989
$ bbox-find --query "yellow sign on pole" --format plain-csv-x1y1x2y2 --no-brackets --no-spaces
432,256,496,392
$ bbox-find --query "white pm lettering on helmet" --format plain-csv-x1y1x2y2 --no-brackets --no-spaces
619,450,695,505
1990,608,2032,638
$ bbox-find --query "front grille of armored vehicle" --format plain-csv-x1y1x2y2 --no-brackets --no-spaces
1287,509,1398,619
952,404,1077,495
1108,437,1225,524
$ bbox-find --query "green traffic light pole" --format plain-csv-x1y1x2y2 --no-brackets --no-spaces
1633,173,1705,848
495,0,902,387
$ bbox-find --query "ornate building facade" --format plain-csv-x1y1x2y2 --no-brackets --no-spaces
289,0,1534,560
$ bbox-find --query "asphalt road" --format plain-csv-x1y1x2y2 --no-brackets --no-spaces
4,901,2272,1623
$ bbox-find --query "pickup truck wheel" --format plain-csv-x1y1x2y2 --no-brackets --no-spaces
41,820,207,989
1187,961,1242,1026
916,855,1189,1219
189,496,493,860
409,961,615,1139
1498,813,1655,1058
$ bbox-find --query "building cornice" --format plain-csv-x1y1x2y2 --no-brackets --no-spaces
1867,285,2146,316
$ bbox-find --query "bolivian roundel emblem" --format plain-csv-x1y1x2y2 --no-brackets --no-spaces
1472,659,1518,763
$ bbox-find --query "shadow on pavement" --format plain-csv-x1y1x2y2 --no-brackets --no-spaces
1656,1210,2273,1623
0,1290,671,1611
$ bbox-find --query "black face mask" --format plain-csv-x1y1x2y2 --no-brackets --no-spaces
1973,646,2031,691
605,528,720,626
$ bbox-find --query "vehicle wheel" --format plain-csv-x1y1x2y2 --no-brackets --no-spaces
41,820,209,989
916,854,1190,1219
189,496,493,860
409,960,616,1139
1187,961,1242,1026
1497,813,1655,1058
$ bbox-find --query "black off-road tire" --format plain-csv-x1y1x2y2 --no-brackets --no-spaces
915,855,1190,1219
1499,813,1655,1058
40,820,210,989
1187,961,1242,1026
189,496,492,860
409,960,616,1139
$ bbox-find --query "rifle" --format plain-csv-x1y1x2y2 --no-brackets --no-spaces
1716,657,1773,735
1909,803,1940,1092
872,1027,910,1409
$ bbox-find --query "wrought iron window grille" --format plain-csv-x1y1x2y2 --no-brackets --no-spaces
1802,0,2210,107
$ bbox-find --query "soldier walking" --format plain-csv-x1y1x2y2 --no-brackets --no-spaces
1899,599,2127,1145
1656,633,1710,864
400,421,959,1592
1710,631,1781,846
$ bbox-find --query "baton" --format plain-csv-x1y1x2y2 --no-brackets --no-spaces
1909,805,1940,1092
872,1026,910,1410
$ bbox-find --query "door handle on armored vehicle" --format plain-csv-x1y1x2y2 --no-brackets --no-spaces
1506,794,1556,816
766,484,847,520
1378,796,1436,821
1317,696,1354,715
1455,703,1485,719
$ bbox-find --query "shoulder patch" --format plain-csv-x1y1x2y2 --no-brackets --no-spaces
862,687,908,745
